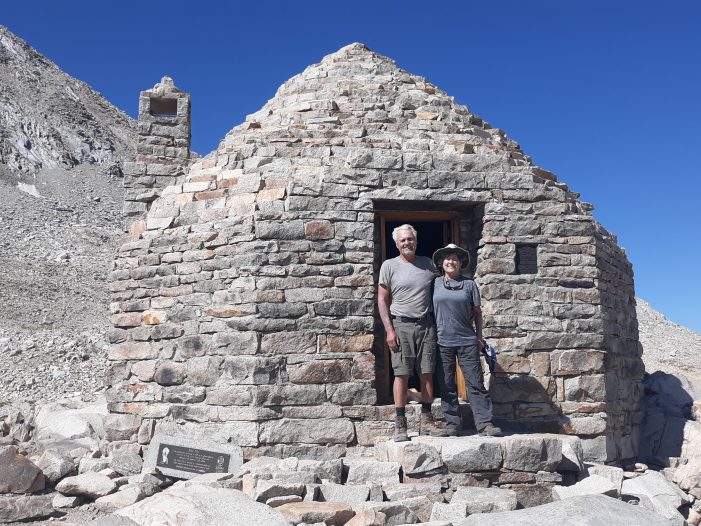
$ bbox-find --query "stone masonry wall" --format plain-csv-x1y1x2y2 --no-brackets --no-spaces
107,44,643,462
597,227,644,461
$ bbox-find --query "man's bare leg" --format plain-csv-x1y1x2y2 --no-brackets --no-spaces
419,372,448,436
419,373,434,403
393,375,409,407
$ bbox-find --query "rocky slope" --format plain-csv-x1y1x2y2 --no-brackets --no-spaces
637,298,701,386
0,25,136,176
0,25,134,405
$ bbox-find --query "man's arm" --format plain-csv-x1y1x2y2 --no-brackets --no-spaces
378,285,399,351
473,306,484,351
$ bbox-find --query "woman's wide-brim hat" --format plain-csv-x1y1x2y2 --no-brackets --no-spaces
432,243,470,270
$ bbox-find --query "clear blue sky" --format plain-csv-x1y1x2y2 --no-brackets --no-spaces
4,1,700,332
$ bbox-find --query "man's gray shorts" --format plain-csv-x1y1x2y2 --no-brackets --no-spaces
391,317,437,376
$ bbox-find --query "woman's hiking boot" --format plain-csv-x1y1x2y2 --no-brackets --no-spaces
420,413,449,437
478,423,503,437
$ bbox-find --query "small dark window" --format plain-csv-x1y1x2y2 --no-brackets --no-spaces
515,244,538,274
149,97,178,116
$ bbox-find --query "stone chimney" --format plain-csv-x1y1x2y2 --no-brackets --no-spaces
123,76,191,225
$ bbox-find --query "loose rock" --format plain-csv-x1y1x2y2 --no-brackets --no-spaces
277,501,354,525
0,494,55,523
113,484,289,526
455,494,680,525
0,445,45,494
452,486,518,513
56,471,117,498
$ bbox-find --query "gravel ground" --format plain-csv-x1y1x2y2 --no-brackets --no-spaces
0,165,123,410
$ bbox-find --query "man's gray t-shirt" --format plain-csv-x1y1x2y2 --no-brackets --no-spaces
432,275,481,346
379,256,436,318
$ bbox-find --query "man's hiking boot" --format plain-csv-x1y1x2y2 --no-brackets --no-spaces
420,412,449,437
478,423,503,437
394,415,409,442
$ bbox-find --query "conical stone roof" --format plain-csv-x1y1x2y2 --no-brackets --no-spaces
188,42,566,196
226,42,514,145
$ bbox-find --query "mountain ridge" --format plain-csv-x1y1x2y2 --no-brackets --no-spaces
0,25,136,176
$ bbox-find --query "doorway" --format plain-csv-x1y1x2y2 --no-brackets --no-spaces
374,210,467,403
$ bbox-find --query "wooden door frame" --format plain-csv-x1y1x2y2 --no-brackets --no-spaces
377,211,468,403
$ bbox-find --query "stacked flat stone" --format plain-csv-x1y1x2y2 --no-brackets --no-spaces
122,76,191,222
108,43,642,462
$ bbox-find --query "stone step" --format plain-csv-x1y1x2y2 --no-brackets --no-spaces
375,432,584,476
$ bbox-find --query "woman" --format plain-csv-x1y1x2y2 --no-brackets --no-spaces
432,244,502,437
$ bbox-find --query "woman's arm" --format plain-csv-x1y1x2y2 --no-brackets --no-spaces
473,305,484,350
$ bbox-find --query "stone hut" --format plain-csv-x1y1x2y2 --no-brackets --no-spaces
107,44,643,463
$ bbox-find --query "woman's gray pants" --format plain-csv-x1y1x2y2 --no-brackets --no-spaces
436,343,493,431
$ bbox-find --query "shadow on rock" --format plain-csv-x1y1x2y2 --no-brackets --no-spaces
639,371,699,463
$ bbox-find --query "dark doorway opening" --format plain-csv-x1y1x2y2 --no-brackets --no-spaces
382,220,451,262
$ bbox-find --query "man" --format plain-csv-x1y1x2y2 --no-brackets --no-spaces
378,224,448,441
